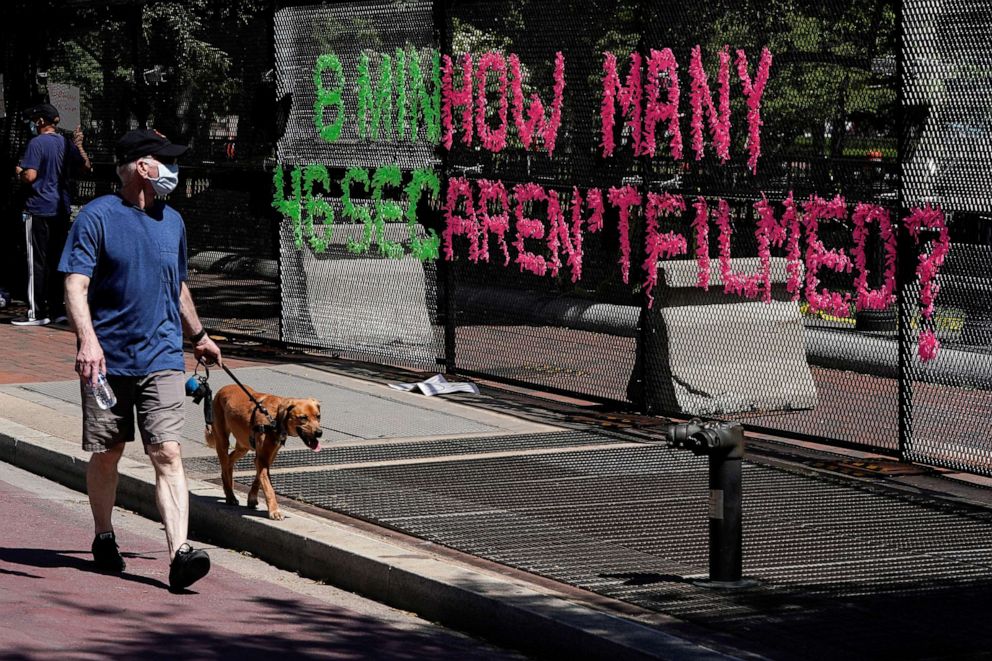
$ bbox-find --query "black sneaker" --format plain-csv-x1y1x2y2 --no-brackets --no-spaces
92,531,126,572
169,543,210,592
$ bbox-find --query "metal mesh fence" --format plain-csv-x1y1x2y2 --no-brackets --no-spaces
440,0,904,452
272,0,446,369
902,0,992,472
3,1,992,475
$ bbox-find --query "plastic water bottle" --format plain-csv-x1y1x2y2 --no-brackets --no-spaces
91,373,117,410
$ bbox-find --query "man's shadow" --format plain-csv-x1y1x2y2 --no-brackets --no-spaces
0,546,168,589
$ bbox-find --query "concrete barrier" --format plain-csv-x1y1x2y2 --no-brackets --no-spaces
641,258,817,416
189,250,278,281
279,224,441,367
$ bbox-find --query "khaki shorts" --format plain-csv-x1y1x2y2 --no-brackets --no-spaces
81,370,185,453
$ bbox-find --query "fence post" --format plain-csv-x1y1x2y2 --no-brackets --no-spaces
632,0,650,412
434,0,455,374
895,0,912,462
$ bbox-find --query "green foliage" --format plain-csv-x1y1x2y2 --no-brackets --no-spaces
142,2,241,142
680,0,896,159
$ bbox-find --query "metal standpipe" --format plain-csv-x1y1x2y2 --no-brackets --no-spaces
667,420,756,589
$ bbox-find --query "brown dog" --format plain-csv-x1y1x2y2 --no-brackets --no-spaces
205,384,322,520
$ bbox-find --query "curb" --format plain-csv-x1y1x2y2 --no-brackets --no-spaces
0,419,738,661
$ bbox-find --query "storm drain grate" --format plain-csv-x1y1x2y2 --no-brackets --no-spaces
185,430,623,474
237,443,992,659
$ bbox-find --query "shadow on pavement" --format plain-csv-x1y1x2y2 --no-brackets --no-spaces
0,546,166,590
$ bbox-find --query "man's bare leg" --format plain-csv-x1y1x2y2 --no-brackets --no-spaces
147,441,188,558
87,443,125,533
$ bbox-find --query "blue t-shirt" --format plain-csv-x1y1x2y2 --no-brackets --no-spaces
58,194,188,376
19,132,83,216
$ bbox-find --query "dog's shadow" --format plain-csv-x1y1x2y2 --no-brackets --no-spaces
217,497,285,521
0,546,168,589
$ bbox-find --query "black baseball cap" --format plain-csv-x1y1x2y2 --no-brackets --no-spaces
115,128,188,164
22,103,60,123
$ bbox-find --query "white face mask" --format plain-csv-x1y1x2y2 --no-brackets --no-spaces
143,158,179,196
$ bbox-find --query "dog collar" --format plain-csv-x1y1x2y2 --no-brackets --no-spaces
249,405,289,449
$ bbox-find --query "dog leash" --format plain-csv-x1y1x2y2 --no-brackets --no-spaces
215,361,287,449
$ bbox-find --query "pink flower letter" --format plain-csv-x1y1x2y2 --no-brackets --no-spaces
688,45,731,163
442,177,480,261
851,204,897,311
643,192,688,307
736,47,773,174
802,195,853,318
715,199,763,299
643,49,682,160
904,205,950,362
600,52,643,157
607,185,642,284
509,52,566,157
754,192,802,301
476,52,509,153
441,53,474,150
477,179,511,266
513,183,550,276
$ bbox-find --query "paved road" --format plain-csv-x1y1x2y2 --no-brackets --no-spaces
0,460,524,660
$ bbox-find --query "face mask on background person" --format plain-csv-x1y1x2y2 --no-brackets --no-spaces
143,158,179,196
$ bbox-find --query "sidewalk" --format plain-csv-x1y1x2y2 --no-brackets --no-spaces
2,314,992,659
0,459,521,660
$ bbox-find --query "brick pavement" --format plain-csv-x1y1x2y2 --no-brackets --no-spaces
0,309,258,384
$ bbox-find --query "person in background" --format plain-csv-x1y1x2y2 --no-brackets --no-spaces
13,102,91,326
59,128,221,593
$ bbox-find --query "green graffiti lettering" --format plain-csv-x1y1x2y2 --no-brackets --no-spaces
395,48,408,140
371,164,405,259
278,160,440,262
357,52,394,140
303,164,334,252
273,165,304,248
406,48,441,143
342,166,374,255
314,54,345,143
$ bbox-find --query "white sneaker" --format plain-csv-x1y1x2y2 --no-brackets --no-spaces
11,316,50,326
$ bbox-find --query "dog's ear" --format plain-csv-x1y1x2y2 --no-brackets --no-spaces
277,403,297,431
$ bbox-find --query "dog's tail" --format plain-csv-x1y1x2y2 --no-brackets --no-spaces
204,423,216,448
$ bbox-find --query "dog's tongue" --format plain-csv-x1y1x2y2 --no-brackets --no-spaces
312,441,322,452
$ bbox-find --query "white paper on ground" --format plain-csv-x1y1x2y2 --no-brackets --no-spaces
389,373,480,396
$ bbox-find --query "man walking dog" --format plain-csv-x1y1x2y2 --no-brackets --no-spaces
60,128,221,592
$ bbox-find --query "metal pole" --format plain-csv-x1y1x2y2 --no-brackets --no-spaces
667,420,755,588
434,0,455,374
895,0,912,461
708,445,743,583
